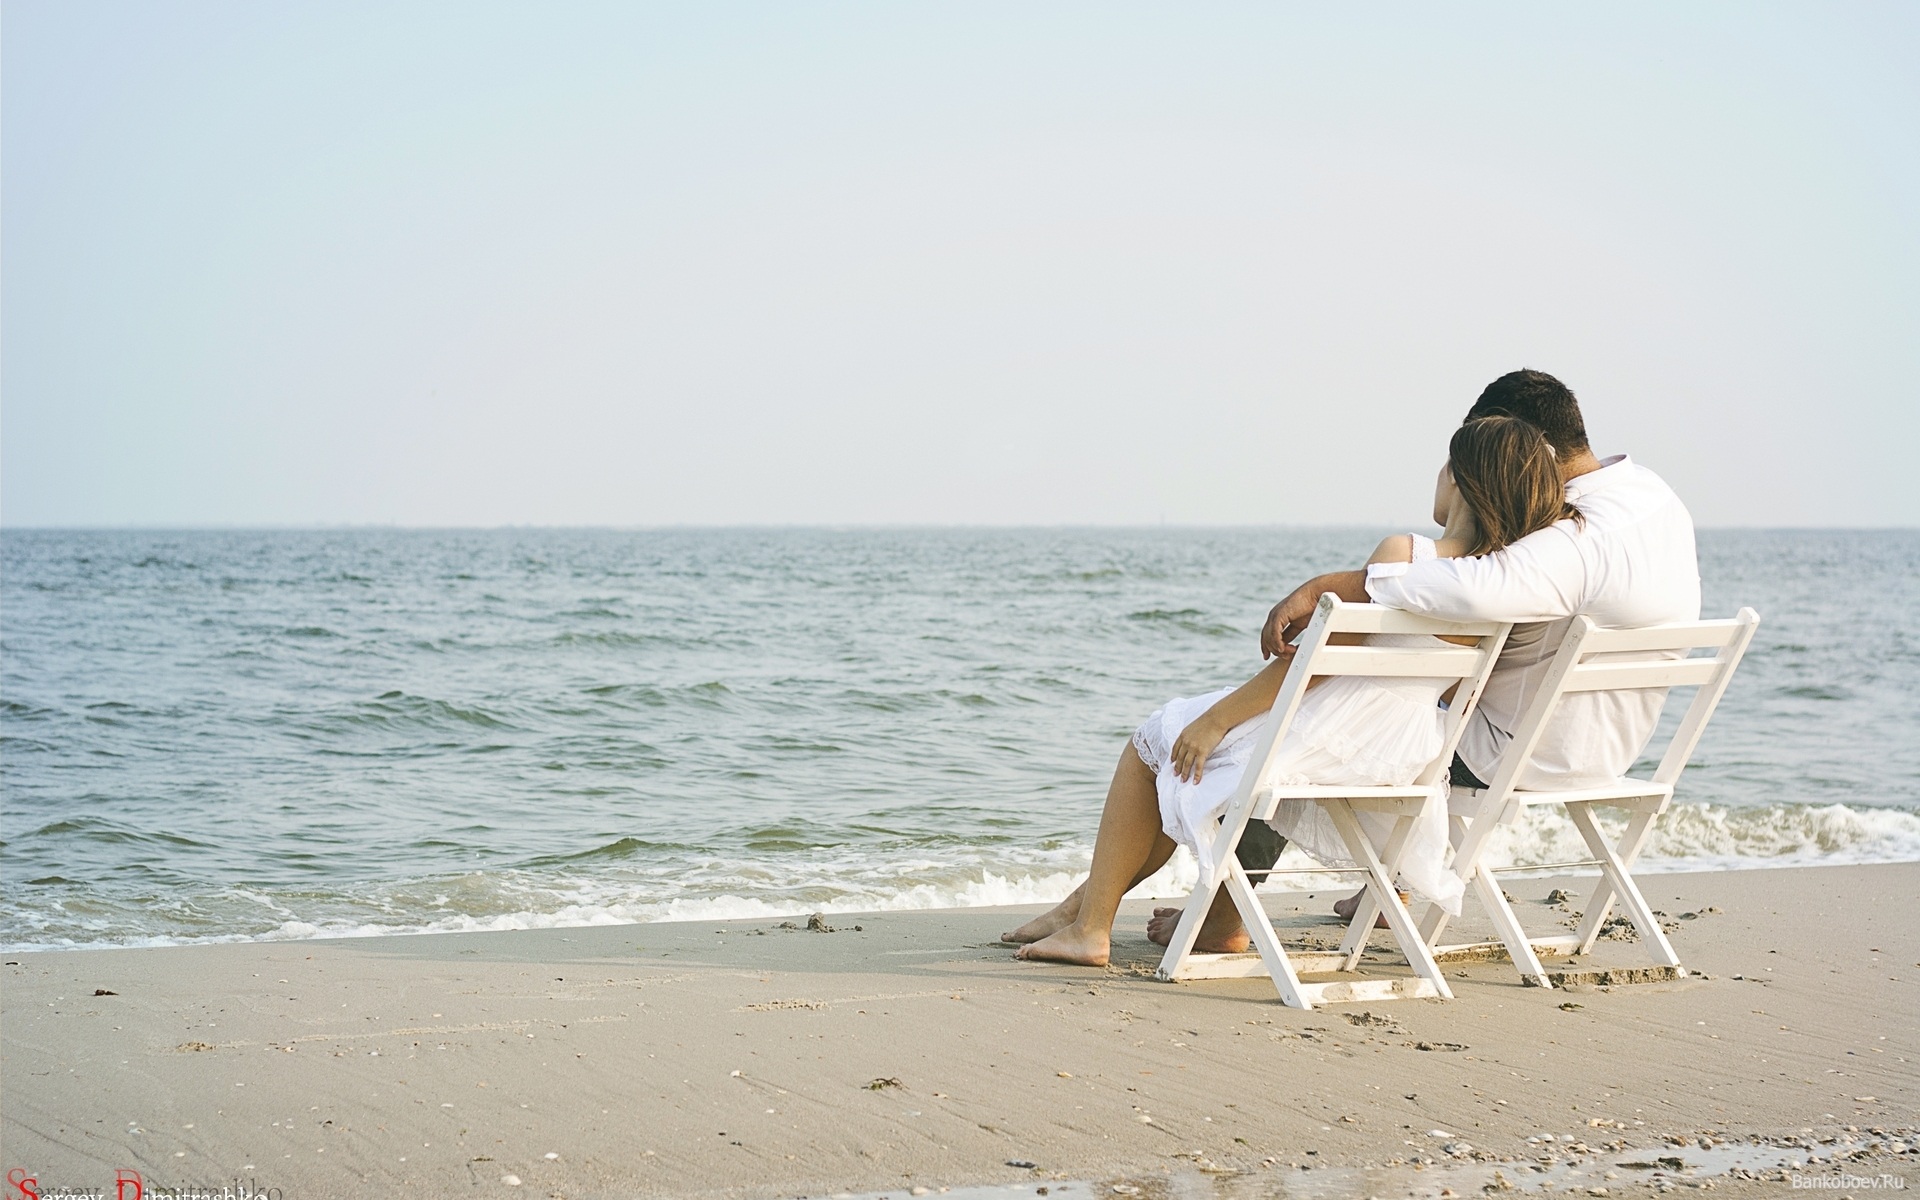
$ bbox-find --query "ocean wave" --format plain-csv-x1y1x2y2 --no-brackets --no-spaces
551,629,680,648
524,835,698,864
579,681,734,709
1125,608,1237,637
299,691,518,733
19,817,218,851
1475,801,1920,874
5,801,1913,953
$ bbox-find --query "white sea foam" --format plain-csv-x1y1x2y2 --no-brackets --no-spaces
1474,801,1920,876
3,801,1913,952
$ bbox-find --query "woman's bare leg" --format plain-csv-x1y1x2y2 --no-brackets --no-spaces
1002,744,1176,943
1000,879,1085,944
1001,889,1079,944
1016,744,1171,966
1002,850,1175,943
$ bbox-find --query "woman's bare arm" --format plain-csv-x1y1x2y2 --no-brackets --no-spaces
1166,655,1294,782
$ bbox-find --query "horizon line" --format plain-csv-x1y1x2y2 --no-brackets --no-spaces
3,522,1917,534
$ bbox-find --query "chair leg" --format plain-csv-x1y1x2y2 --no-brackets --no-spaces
1324,801,1452,1000
1338,809,1415,969
1337,888,1378,968
1221,861,1310,1008
1153,871,1220,982
1474,867,1551,988
1570,804,1660,954
1565,803,1680,969
1154,819,1240,981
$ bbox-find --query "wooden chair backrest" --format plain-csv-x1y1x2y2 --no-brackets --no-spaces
1480,607,1764,811
1228,595,1512,815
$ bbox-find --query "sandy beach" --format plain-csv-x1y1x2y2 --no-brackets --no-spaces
4,862,1914,1199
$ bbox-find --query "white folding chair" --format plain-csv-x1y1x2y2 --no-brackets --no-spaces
1418,608,1762,987
1154,595,1511,1008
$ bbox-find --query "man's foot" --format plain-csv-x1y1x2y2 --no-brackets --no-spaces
1014,925,1111,967
1000,903,1077,945
1144,907,1180,946
1145,906,1252,954
1332,887,1409,930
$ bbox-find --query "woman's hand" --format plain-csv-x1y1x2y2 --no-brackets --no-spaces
1170,712,1230,783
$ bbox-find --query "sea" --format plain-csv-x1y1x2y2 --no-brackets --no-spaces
2,528,1916,953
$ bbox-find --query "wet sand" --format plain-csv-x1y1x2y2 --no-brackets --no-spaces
3,863,1915,1199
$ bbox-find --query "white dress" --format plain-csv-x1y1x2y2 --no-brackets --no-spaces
1131,534,1465,914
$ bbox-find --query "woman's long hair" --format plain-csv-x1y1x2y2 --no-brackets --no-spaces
1448,415,1583,556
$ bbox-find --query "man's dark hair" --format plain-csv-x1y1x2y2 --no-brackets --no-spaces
1465,369,1589,458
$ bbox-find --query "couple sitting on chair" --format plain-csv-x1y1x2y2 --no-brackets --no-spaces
1005,369,1701,967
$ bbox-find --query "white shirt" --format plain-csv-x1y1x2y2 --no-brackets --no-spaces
1364,456,1701,789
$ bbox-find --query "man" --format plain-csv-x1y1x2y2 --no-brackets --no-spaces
1147,368,1701,951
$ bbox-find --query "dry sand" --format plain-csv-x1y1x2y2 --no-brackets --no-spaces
3,863,1915,1199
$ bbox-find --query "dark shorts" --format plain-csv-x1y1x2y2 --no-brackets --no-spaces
1232,753,1487,874
1449,754,1489,791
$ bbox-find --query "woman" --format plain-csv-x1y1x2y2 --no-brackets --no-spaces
1005,416,1580,966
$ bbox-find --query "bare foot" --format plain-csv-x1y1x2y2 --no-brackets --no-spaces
1332,887,1408,930
1145,906,1180,946
1146,906,1252,954
1000,906,1076,945
1014,924,1111,967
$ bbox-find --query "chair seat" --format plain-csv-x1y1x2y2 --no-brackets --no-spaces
1502,780,1675,806
1258,784,1434,802
1255,785,1439,819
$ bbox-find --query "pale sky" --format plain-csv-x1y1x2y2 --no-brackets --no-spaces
4,3,1915,528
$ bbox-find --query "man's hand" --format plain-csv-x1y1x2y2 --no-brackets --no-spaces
1259,585,1319,660
1260,569,1373,659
